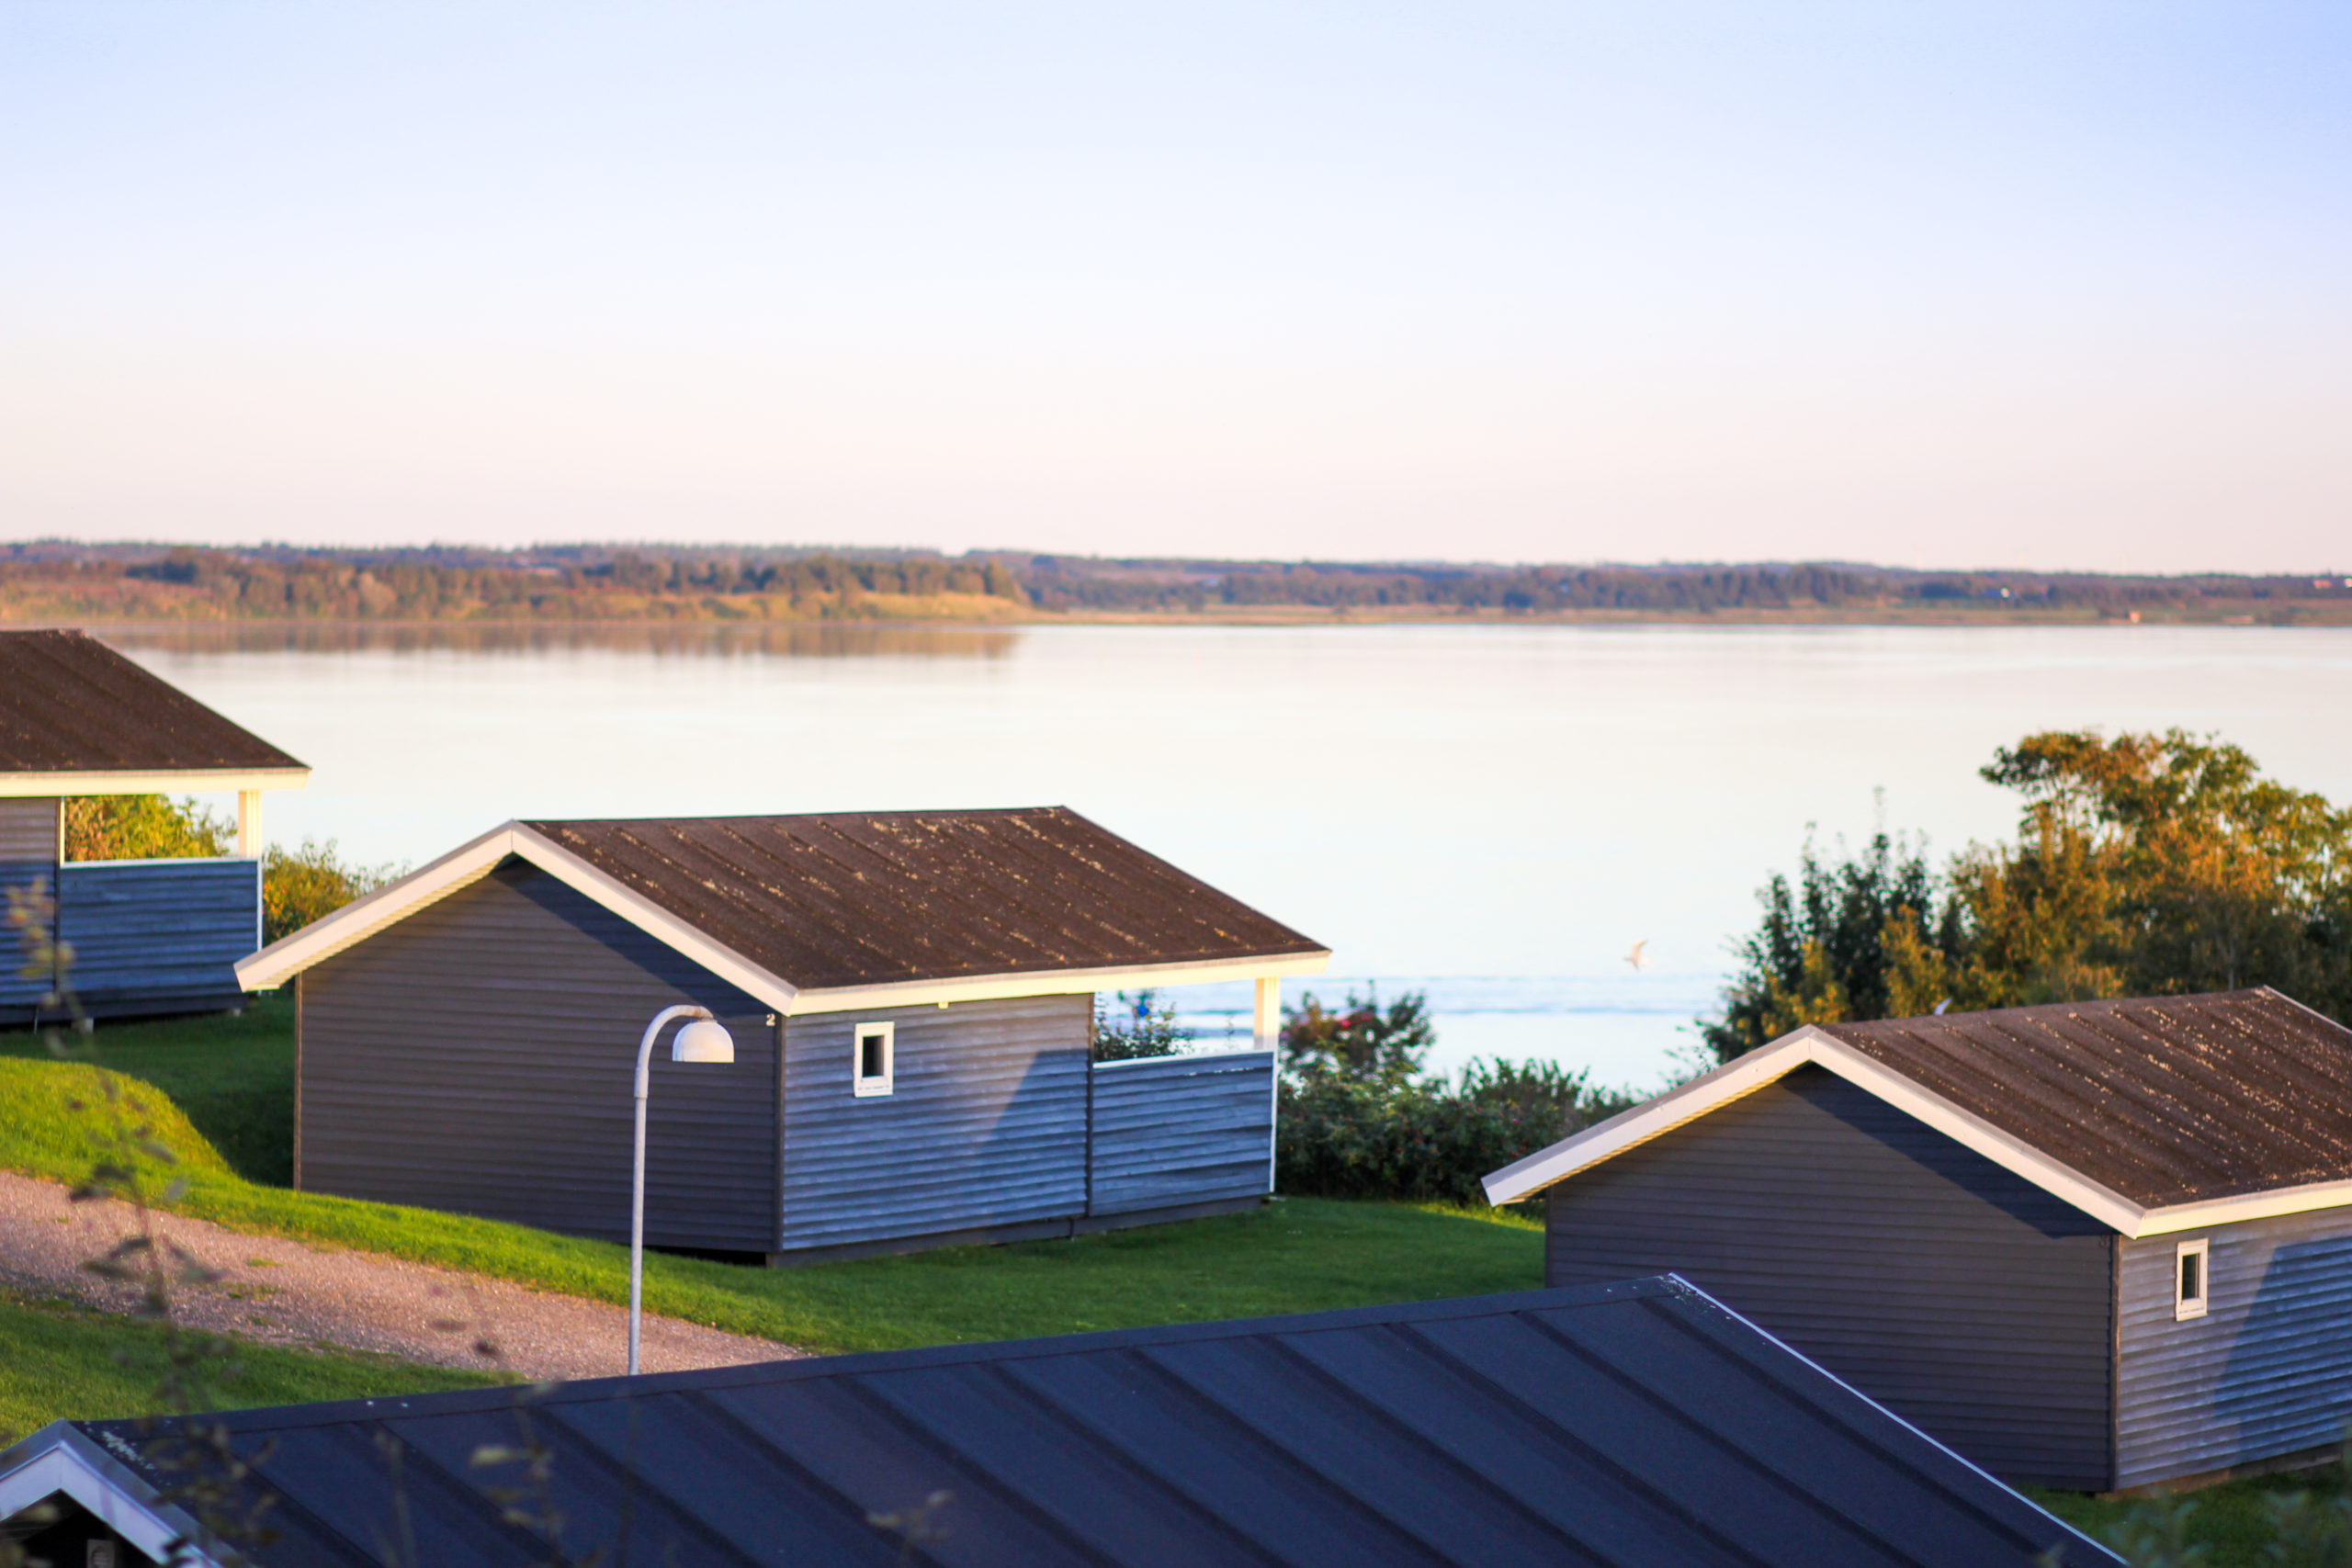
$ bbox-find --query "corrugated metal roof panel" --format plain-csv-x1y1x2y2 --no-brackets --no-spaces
0,629,305,775
60,1280,2112,1567
1820,988,2352,1207
524,808,1327,990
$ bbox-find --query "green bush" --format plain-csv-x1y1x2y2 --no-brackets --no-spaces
260,837,400,944
1277,1055,1635,1206
62,794,231,861
1281,987,1434,1084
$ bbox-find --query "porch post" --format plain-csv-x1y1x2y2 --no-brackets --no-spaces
237,790,264,857
1255,976,1282,1195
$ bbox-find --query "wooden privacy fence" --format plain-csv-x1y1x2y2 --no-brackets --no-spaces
1089,1048,1275,1216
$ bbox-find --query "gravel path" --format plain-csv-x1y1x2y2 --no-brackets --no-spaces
0,1168,798,1382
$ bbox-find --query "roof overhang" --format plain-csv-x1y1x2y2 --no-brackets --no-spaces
0,1423,217,1567
0,767,311,797
1480,1023,2352,1237
236,820,1331,1015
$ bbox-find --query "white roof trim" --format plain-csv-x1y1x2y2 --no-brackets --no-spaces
0,766,309,797
0,1422,218,1566
236,820,1330,1017
235,822,525,993
1478,1023,2350,1237
785,949,1329,1015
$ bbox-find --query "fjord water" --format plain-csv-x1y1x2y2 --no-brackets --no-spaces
112,623,2352,1090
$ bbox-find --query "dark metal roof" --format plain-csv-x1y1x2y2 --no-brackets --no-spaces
1821,988,2352,1207
60,1280,2107,1567
0,629,305,777
523,808,1326,990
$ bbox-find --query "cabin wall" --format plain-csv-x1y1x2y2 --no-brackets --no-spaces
299,860,776,1251
0,800,59,1014
58,859,257,1017
779,995,1090,1252
1543,1066,2117,1489
2115,1207,2352,1488
1089,1049,1273,1216
0,797,59,863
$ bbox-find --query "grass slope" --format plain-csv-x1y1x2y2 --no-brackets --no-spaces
0,1010,1542,1360
0,1289,501,1444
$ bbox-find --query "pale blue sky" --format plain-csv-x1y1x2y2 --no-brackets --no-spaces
4,4,2346,569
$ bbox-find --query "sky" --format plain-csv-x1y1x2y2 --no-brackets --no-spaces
3,3,2346,570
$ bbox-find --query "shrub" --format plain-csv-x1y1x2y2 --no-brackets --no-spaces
1091,987,1190,1061
1277,1054,1636,1206
1280,987,1434,1085
260,839,401,945
62,795,232,861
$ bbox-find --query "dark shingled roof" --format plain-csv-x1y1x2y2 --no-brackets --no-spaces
0,628,305,776
524,808,1327,991
1820,988,2352,1208
49,1280,2108,1567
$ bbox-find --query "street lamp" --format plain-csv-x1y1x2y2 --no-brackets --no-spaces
629,1004,736,1375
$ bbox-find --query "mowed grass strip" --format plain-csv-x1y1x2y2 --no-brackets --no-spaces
0,1289,504,1442
0,1008,1544,1358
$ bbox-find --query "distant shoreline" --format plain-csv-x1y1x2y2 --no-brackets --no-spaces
15,603,2351,636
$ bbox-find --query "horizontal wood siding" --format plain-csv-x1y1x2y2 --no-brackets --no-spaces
300,861,775,1251
2116,1207,2352,1487
1089,1050,1272,1215
0,798,56,1011
56,859,257,1010
0,798,57,862
1544,1065,2116,1489
779,995,1088,1252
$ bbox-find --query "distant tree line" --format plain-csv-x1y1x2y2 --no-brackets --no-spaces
0,546,1025,622
1702,730,2352,1059
2,541,2344,622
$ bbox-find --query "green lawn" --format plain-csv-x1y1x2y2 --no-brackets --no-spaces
0,996,297,1186
0,1288,503,1445
0,1010,1543,1362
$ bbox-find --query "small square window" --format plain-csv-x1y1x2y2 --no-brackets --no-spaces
2175,1237,2210,1321
853,1021,895,1098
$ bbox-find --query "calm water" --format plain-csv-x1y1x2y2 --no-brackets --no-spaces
106,622,2352,1090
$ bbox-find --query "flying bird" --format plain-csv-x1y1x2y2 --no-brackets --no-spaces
1623,940,1648,972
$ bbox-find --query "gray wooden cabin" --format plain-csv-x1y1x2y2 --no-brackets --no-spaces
1485,988,2352,1493
0,629,309,1022
238,808,1329,1263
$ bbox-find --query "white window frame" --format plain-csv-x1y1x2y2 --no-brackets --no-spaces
2175,1237,2210,1321
852,1021,895,1098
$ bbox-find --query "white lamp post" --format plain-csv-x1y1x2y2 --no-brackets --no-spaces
629,1004,736,1375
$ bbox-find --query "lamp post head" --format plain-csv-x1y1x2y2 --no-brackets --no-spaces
672,1018,736,1065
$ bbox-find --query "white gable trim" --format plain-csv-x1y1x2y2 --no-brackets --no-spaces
785,949,1329,1015
1478,1024,2351,1237
234,821,805,1012
0,766,310,797
235,820,1331,1017
0,1423,217,1566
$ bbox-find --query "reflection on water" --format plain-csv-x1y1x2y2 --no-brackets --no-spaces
88,620,1022,660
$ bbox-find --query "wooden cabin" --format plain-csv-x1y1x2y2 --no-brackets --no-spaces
1485,987,2352,1493
0,628,309,1021
237,808,1329,1262
0,1279,2116,1567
